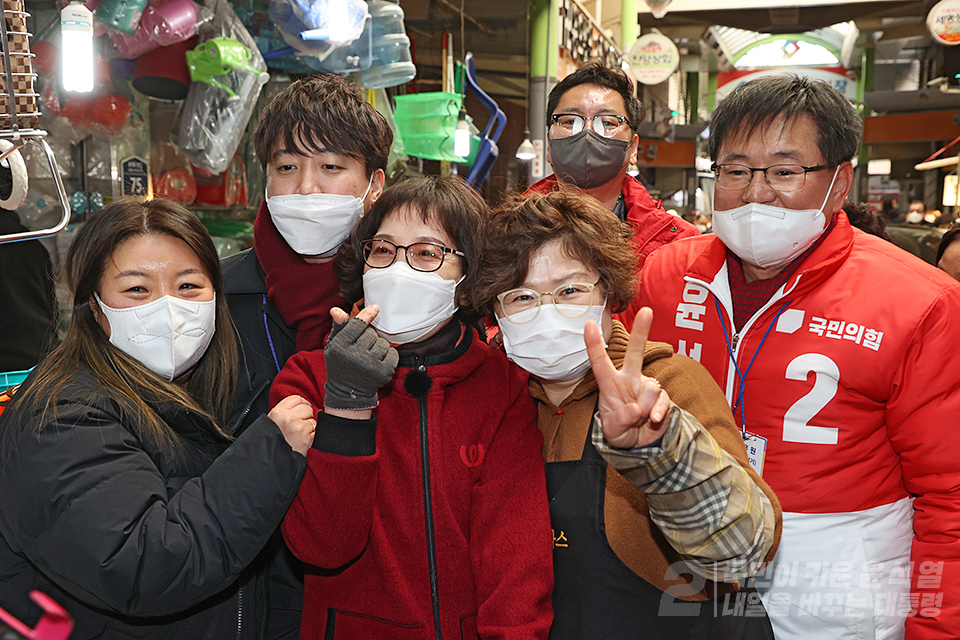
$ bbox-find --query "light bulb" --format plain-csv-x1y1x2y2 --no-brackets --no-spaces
455,110,471,158
61,1,94,93
645,0,672,19
516,129,536,160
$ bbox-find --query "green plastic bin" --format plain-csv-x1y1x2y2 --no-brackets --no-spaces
393,92,468,163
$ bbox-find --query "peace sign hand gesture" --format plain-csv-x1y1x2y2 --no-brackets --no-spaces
584,307,672,449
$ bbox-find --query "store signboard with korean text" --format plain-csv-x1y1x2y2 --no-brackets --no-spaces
627,34,679,86
715,67,857,104
928,0,960,45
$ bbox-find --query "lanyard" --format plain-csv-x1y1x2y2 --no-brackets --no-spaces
714,297,791,432
262,294,281,374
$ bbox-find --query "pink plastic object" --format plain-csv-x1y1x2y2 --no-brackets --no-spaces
110,0,198,58
111,24,158,58
0,590,74,640
142,0,197,46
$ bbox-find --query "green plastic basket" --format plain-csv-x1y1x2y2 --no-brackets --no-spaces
393,92,468,162
0,369,31,387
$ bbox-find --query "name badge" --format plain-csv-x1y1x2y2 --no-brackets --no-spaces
743,431,767,476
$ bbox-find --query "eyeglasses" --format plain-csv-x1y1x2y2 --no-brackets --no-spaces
711,163,832,192
362,238,465,273
496,281,600,324
550,113,630,139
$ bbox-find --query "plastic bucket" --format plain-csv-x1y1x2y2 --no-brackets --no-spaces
0,369,31,387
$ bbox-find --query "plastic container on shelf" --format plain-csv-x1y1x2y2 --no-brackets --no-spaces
269,0,366,55
0,369,32,387
143,0,200,46
111,0,202,58
360,0,415,89
392,92,464,162
96,0,148,34
299,16,371,74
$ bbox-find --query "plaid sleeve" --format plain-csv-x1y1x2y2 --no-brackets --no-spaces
592,406,775,582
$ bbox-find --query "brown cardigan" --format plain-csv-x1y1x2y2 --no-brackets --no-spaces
528,320,783,600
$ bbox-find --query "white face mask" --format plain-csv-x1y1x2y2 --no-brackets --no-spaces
498,303,606,382
363,261,463,345
95,292,217,381
266,176,373,258
906,211,924,224
712,166,839,270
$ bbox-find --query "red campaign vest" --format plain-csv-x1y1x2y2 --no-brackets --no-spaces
636,214,960,517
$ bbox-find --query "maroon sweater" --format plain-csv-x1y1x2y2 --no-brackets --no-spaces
271,329,554,639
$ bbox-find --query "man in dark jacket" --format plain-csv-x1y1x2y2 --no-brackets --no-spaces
525,61,699,329
221,74,392,640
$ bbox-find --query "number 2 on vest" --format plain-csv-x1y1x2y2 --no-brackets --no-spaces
782,353,839,445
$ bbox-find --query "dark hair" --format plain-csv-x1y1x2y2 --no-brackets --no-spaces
3,198,238,460
843,201,891,242
472,188,637,317
546,60,644,135
335,176,487,317
937,224,960,264
253,74,393,177
708,74,862,167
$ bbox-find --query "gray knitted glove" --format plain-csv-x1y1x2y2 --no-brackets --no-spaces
323,317,399,410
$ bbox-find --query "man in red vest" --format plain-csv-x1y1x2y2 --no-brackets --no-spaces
637,73,960,640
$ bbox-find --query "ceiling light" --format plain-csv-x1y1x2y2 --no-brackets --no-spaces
516,129,535,160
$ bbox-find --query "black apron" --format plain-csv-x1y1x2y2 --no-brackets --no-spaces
545,424,776,640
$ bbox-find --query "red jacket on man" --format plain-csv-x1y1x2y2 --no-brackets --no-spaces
271,327,554,640
526,174,698,328
636,212,960,640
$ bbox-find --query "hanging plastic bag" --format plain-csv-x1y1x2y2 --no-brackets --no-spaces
170,0,268,174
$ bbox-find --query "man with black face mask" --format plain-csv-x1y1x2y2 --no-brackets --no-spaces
525,61,698,329
636,74,960,640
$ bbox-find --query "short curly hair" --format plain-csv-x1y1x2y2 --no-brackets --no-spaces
334,175,487,318
472,188,637,317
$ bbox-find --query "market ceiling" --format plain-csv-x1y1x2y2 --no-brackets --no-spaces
637,0,929,34
400,0,935,105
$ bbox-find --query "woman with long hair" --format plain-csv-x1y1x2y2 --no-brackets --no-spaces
0,198,315,640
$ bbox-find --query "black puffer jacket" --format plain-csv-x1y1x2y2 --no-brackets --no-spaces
221,247,305,640
222,248,298,436
0,365,306,640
